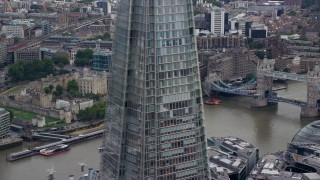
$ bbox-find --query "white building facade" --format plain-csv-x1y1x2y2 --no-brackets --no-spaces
1,25,25,38
211,7,225,35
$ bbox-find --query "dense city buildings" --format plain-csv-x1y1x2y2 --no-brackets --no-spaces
248,154,320,180
204,49,257,81
249,142,320,180
196,34,247,49
0,107,10,139
208,136,259,175
0,0,320,179
208,146,247,180
100,0,209,179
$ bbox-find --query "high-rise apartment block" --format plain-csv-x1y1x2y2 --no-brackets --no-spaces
0,43,7,65
100,0,209,179
0,108,11,139
211,6,225,35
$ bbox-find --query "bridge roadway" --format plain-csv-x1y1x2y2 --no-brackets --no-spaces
265,96,307,107
263,71,307,82
32,132,71,141
7,130,104,161
8,17,105,52
210,81,308,108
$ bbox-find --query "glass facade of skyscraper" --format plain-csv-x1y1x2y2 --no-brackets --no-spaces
100,0,209,179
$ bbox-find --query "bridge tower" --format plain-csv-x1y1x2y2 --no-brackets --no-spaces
301,64,320,118
251,56,275,108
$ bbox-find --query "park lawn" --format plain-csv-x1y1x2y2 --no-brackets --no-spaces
43,122,67,129
0,106,58,123
3,86,26,95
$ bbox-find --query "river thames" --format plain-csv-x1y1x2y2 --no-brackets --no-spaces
0,81,315,180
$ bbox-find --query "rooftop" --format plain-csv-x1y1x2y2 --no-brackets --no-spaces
0,107,8,115
209,136,258,156
207,147,247,173
288,142,320,154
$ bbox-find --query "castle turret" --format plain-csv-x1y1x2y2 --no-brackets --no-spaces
251,54,275,107
301,63,320,118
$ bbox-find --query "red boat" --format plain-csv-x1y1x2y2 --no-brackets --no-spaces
39,144,70,156
204,98,221,105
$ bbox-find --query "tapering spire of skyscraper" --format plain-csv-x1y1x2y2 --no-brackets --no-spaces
100,0,209,179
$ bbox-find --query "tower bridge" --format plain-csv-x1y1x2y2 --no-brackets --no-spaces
205,56,320,118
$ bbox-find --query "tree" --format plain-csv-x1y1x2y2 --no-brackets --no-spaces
74,58,90,67
52,55,69,67
88,32,111,41
44,84,54,94
56,85,63,96
8,62,24,82
47,7,55,12
74,49,93,67
8,59,54,82
77,101,106,121
44,87,51,94
49,84,54,92
75,49,94,60
67,80,79,93
42,59,55,75
254,50,272,59
71,8,80,12
255,51,265,59
287,11,297,16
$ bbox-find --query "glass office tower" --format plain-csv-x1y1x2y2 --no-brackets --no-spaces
100,0,209,179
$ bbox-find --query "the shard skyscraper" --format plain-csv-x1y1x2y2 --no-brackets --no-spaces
100,0,209,179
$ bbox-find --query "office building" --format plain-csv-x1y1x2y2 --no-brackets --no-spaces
284,0,303,7
78,40,113,50
37,21,53,35
1,25,25,38
208,137,259,175
14,49,40,62
0,43,7,64
0,108,11,139
211,6,225,35
249,24,268,38
248,154,320,180
96,1,111,15
92,50,112,72
292,120,320,145
12,19,36,28
197,34,247,49
100,0,209,179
